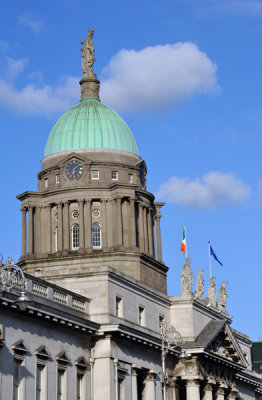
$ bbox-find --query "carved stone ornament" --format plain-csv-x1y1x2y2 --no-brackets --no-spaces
195,269,204,299
181,257,194,296
217,281,228,313
207,276,216,307
208,330,240,364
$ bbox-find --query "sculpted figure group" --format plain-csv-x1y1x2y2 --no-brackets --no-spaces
181,259,228,313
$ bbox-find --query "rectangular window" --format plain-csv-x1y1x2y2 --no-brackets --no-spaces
13,358,22,400
91,170,99,180
56,175,60,184
44,178,48,188
112,171,118,180
115,296,123,318
128,174,133,183
57,368,66,400
36,364,45,400
138,306,145,327
118,376,125,400
76,372,83,400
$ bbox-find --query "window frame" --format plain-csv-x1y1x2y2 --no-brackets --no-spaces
92,223,102,249
91,170,99,180
112,171,118,181
138,305,146,327
72,223,80,250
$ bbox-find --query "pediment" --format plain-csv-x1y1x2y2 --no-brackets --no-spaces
56,350,71,364
206,323,248,367
58,153,91,167
75,356,88,368
12,339,29,354
35,345,50,359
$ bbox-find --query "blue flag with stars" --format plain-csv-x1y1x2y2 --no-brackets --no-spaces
210,245,223,266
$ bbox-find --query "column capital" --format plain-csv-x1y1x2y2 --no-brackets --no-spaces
20,207,27,213
28,204,33,211
78,199,84,206
185,379,200,387
57,202,63,209
145,370,156,381
203,383,213,392
101,199,107,204
216,387,225,395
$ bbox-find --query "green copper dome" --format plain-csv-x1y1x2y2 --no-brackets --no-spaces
44,98,138,156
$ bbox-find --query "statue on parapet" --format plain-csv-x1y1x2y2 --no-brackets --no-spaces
217,281,228,313
207,276,216,307
195,269,204,299
81,27,96,78
181,258,194,296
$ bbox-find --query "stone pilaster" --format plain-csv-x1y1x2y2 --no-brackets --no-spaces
27,205,33,255
155,203,164,262
170,377,179,400
84,199,92,250
131,365,138,400
79,200,84,251
21,207,27,257
143,370,156,400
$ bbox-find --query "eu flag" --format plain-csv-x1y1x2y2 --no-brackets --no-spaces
210,245,223,266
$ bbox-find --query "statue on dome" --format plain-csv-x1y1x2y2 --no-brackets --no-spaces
195,269,204,299
217,281,228,313
181,258,194,296
207,276,216,307
81,27,96,78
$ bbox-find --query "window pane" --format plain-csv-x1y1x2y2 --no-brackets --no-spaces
72,224,80,249
13,359,22,400
36,364,44,400
57,369,64,400
92,224,101,247
76,373,83,400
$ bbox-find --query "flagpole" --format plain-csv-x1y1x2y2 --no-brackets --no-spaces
208,241,212,278
185,225,187,259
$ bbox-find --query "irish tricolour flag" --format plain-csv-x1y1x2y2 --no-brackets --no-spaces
180,225,186,254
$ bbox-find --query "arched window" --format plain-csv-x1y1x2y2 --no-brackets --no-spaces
92,223,101,248
72,224,80,249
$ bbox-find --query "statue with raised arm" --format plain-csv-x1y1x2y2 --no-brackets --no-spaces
181,257,194,296
217,281,228,313
207,276,216,307
81,27,96,78
195,269,204,299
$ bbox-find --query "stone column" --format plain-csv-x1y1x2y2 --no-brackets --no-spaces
203,383,213,400
143,206,149,253
79,200,84,251
129,198,136,248
27,205,34,255
154,203,164,262
147,208,153,256
116,197,123,247
57,202,63,251
185,379,200,400
21,207,27,257
46,205,52,253
170,377,179,400
153,217,156,258
85,199,92,250
108,199,115,248
216,387,225,400
143,370,156,400
131,365,138,400
138,203,144,252
101,200,108,249
63,201,70,251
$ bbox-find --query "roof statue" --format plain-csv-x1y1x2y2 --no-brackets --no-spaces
195,269,204,299
81,27,96,78
80,28,100,99
207,276,216,307
217,281,228,313
181,257,194,297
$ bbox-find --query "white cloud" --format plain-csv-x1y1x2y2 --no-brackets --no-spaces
155,171,250,210
6,57,28,80
100,42,219,113
18,14,46,33
0,76,79,117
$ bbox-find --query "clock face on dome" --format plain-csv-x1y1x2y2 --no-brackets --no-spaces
65,159,84,180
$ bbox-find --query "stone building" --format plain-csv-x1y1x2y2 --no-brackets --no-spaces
0,30,262,400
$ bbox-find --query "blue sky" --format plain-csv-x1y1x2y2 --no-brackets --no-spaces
1,0,262,340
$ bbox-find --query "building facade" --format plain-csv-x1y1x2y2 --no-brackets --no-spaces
1,30,262,400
